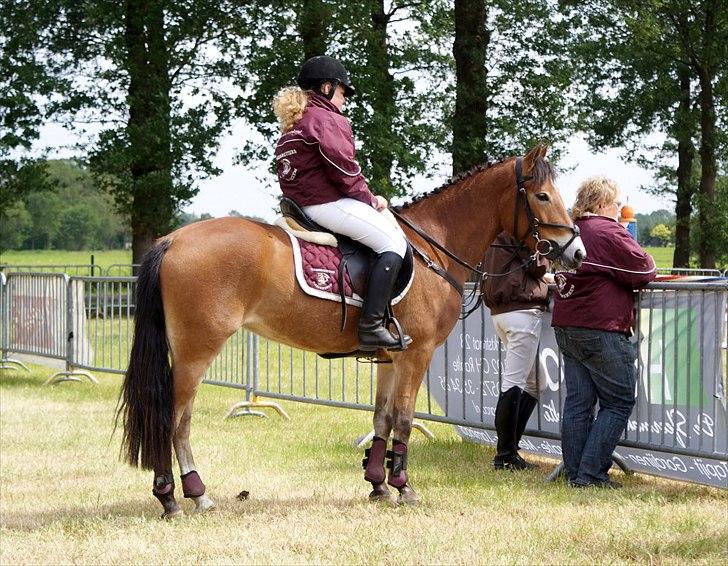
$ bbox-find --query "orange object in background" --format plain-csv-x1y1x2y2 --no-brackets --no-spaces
620,204,635,222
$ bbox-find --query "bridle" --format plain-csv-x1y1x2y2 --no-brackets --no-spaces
390,156,581,317
513,158,580,264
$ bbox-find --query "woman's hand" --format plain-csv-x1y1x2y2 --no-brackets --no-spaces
374,195,388,211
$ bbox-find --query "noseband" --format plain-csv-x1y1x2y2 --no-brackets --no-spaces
513,157,580,263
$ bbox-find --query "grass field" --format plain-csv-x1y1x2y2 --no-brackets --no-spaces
0,364,726,565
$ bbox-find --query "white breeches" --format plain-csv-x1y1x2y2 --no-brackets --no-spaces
492,308,546,397
303,198,408,258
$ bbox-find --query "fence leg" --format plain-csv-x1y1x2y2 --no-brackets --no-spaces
546,453,634,483
225,395,291,420
611,452,634,475
0,358,31,372
545,462,565,482
44,370,99,386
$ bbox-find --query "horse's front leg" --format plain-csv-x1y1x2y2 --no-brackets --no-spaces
363,363,397,501
386,349,432,505
173,399,215,514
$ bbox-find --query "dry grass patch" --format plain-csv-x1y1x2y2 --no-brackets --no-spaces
1,365,726,565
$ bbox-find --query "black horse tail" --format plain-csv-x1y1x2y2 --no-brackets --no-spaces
117,238,173,470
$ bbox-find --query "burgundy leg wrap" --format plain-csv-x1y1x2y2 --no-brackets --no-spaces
152,473,180,517
387,441,408,489
181,470,206,498
363,436,387,484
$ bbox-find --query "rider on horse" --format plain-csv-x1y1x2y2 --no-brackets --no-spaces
272,55,411,352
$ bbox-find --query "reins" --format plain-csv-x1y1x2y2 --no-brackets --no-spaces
391,156,579,319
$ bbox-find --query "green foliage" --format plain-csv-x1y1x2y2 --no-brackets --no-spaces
0,159,129,251
238,1,575,197
636,209,675,247
650,223,673,247
1,0,252,260
562,0,728,267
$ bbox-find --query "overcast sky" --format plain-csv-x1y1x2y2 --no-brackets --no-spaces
39,119,673,222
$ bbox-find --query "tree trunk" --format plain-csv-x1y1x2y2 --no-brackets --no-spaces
452,0,488,175
297,0,328,60
673,64,694,268
696,63,717,268
125,0,173,265
366,0,395,196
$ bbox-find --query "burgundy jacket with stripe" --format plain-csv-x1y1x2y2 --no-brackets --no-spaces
274,93,377,208
551,215,656,334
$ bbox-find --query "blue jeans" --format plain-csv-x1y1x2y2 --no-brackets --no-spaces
554,327,637,485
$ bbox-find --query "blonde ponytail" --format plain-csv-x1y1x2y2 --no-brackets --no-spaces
272,87,310,133
571,176,620,220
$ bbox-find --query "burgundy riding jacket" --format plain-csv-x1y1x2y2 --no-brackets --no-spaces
274,93,377,208
482,231,550,315
551,215,656,334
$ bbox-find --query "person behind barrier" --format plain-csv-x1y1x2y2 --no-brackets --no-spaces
552,176,656,488
272,55,410,352
482,231,551,471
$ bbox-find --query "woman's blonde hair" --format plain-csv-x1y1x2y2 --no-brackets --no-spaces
571,176,620,220
272,87,310,133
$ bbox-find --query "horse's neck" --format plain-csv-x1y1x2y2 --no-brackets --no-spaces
402,166,509,275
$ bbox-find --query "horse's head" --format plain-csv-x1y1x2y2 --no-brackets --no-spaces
503,144,585,269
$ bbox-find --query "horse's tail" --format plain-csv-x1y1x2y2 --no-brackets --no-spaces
117,238,174,470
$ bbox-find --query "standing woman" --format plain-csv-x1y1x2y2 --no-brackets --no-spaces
552,176,656,488
272,56,410,351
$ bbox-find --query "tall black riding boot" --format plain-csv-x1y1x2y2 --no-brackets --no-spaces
358,252,412,351
493,386,528,470
515,392,538,446
513,391,539,470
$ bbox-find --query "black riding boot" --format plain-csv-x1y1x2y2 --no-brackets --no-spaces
493,386,532,470
513,391,539,470
515,391,538,446
358,252,412,351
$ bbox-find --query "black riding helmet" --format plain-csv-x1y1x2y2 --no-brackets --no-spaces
296,55,356,99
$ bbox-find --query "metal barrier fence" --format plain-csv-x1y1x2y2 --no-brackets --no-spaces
1,272,726,487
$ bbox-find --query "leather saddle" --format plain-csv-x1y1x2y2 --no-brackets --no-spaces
279,197,414,304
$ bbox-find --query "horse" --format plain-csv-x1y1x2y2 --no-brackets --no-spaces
118,144,585,517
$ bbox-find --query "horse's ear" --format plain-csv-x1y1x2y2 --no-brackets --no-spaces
522,143,549,175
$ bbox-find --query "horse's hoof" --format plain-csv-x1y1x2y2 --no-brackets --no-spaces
396,484,420,506
160,507,184,520
368,482,392,502
192,494,216,513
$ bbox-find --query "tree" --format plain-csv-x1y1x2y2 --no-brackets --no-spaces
0,1,58,215
650,223,673,247
1,159,129,251
237,1,452,198
452,0,488,174
563,0,727,268
1,1,252,263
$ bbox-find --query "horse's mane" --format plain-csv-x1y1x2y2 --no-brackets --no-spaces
394,155,555,211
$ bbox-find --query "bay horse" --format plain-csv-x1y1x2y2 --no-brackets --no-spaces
119,144,585,517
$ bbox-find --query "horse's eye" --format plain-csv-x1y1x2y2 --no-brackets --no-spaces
536,192,550,202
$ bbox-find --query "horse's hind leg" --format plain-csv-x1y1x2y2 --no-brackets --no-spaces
152,359,210,518
172,397,215,513
174,398,215,513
